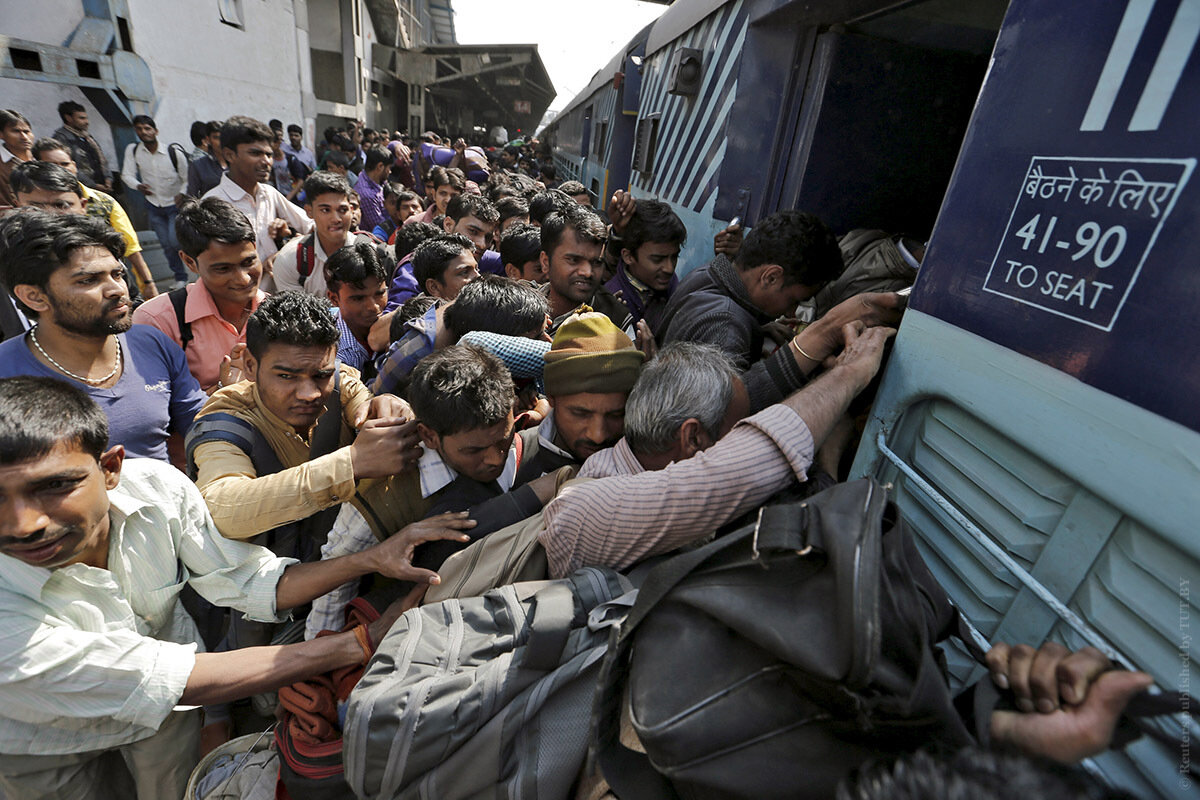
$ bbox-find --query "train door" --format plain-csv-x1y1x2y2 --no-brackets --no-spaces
852,1,1199,797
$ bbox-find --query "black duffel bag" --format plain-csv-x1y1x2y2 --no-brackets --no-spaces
591,478,977,800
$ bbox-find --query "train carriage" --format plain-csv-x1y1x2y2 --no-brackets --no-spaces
547,1,1200,797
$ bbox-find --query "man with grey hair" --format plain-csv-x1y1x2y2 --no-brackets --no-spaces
539,321,894,578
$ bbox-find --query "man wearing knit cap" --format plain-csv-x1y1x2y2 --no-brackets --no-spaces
514,308,644,486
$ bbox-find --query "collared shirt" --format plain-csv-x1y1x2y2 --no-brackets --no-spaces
333,307,373,372
121,141,188,208
540,405,814,578
354,171,386,233
203,175,313,262
0,458,293,755
605,262,677,333
132,281,266,391
191,366,371,540
372,302,438,396
273,230,354,297
416,442,519,500
385,252,419,311
81,184,141,256
282,143,318,173
403,204,438,227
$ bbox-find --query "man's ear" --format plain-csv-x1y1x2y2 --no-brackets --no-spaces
416,422,439,451
11,284,50,316
442,216,455,234
677,418,707,459
425,277,445,299
180,252,201,276
760,263,784,289
504,263,522,281
621,247,636,268
539,250,551,275
99,445,126,489
243,351,260,382
327,288,341,308
78,196,89,213
305,204,315,221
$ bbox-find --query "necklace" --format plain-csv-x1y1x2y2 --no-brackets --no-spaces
29,326,122,385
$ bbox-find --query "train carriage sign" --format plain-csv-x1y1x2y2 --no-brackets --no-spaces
911,0,1200,432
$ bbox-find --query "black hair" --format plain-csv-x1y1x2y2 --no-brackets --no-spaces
331,133,354,152
408,345,514,437
324,240,390,291
393,221,442,260
303,170,352,203
189,120,209,147
0,211,125,317
220,115,274,152
540,163,557,181
443,274,549,339
287,123,303,136
445,193,499,225
837,748,1138,800
412,233,474,290
382,182,408,202
269,118,284,131
131,114,156,129
323,126,339,144
499,222,541,270
528,190,575,225
364,145,392,172
324,150,351,169
622,199,687,254
0,376,109,465
56,101,84,120
31,137,70,160
736,210,843,287
495,196,529,226
541,203,606,257
0,109,30,133
245,291,340,360
175,197,256,260
428,165,466,191
10,161,83,198
558,180,588,199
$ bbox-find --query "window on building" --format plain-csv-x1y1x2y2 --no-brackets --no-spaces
218,0,245,29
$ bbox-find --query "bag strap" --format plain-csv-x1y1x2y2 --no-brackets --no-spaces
308,366,343,461
298,233,317,283
522,581,577,671
168,286,192,348
184,411,283,480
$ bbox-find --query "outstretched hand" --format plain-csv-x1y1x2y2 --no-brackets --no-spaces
986,641,1154,763
831,322,895,393
714,221,743,258
367,512,477,585
608,190,636,236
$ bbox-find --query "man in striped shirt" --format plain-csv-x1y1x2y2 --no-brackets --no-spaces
0,376,472,799
540,321,894,579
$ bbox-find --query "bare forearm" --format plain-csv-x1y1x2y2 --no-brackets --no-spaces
783,365,868,450
182,633,361,706
275,548,376,610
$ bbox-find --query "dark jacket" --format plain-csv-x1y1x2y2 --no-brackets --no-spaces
658,255,809,413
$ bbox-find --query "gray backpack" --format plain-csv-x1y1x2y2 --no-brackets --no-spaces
343,567,637,800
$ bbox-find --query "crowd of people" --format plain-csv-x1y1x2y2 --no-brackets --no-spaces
0,104,1155,800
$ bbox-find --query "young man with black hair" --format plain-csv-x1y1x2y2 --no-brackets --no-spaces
0,375,473,799
557,180,592,208
121,115,191,289
500,222,546,283
272,170,379,297
0,211,205,462
443,192,502,272
283,123,318,173
404,165,465,227
659,209,905,413
203,115,313,268
9,158,154,303
0,109,34,212
187,120,225,197
606,197,687,331
540,204,633,334
52,100,110,191
375,183,420,242
355,145,393,234
325,241,390,372
495,194,530,239
132,198,266,392
322,149,358,185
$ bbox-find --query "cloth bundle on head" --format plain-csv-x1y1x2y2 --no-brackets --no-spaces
543,307,644,396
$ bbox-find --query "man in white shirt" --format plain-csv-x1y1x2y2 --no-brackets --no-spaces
203,116,312,291
0,375,473,799
283,123,318,173
120,115,190,288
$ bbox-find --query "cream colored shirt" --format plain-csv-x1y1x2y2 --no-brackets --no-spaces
204,174,313,262
0,458,293,755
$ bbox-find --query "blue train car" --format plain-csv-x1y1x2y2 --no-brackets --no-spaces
551,1,1199,797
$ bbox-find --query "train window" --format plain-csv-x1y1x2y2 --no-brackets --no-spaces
632,113,659,176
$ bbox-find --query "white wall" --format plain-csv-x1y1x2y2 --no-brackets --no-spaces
0,79,121,166
123,0,306,141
